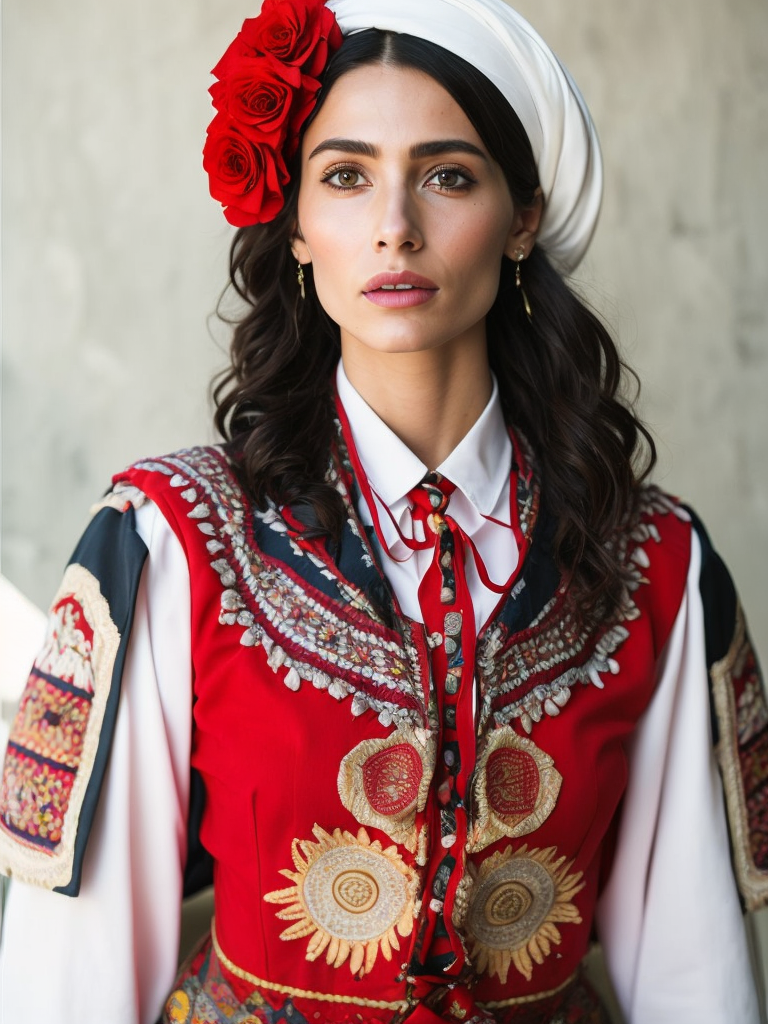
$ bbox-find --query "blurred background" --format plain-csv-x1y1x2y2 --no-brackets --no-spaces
1,0,767,1015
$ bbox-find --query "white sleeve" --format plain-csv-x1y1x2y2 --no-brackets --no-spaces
0,501,192,1024
595,530,761,1024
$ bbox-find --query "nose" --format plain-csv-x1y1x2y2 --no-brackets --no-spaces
371,184,424,253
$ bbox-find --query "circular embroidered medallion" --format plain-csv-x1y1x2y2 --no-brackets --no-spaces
468,727,562,853
486,748,540,817
362,744,423,816
264,824,418,977
463,845,584,983
332,869,380,914
337,728,435,854
304,845,407,942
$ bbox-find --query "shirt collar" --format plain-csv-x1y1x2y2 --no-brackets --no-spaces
336,361,511,516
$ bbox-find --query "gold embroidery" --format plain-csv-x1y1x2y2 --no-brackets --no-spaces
468,728,562,853
264,824,419,977
213,915,577,1012
211,919,409,1010
477,970,578,1007
458,845,583,983
711,603,768,911
337,727,435,854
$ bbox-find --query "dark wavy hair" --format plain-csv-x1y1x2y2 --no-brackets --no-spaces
213,29,656,623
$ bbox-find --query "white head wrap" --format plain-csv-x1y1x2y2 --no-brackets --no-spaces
325,0,602,273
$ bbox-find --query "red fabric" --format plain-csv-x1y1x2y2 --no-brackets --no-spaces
406,474,475,974
115,448,691,1021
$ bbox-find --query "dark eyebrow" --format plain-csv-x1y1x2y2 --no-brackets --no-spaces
308,138,378,160
409,140,487,161
307,138,488,161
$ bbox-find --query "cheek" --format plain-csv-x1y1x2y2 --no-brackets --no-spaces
298,207,358,293
302,230,357,325
454,207,511,261
306,238,350,303
445,213,509,302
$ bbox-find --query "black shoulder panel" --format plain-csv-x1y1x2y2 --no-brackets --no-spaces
684,506,737,669
56,506,148,895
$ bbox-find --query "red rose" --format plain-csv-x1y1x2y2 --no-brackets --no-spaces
209,55,302,145
204,0,342,226
203,113,289,226
227,0,342,77
286,74,322,153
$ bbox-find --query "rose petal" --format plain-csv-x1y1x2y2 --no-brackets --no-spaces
203,114,288,225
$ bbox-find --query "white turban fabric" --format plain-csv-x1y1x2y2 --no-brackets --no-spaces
326,0,602,273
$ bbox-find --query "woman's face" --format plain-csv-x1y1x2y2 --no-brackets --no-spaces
293,63,537,362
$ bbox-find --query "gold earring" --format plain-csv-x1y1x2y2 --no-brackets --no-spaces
514,248,532,322
296,261,305,301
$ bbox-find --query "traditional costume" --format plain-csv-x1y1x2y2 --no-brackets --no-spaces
1,1,766,1022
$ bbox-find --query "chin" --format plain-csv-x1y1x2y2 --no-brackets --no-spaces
360,338,445,357
341,323,450,356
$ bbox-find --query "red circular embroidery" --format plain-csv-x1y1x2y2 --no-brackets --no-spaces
486,748,540,818
362,744,423,816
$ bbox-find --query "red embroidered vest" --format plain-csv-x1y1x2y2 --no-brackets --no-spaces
113,441,690,1021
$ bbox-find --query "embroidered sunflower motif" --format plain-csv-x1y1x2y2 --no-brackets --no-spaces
461,845,584,983
264,824,419,977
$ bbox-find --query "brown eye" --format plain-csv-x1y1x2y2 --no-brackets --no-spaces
436,169,460,187
426,167,473,190
326,168,362,188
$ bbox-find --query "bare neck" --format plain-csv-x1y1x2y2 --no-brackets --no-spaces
340,337,493,470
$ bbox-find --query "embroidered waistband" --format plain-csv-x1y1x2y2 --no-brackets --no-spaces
211,918,578,1014
211,919,409,1011
479,971,578,1008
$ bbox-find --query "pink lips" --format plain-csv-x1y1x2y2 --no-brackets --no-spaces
362,271,438,308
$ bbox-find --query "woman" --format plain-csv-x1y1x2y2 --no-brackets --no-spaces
1,1,765,1022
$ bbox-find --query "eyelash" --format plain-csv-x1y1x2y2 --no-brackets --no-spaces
321,163,368,191
320,163,477,192
427,164,477,191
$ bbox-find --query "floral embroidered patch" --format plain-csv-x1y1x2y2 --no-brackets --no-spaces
468,728,562,854
264,824,419,977
337,726,435,855
455,845,584,983
0,565,120,890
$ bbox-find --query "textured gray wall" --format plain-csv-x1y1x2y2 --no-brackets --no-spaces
2,0,768,1009
2,0,253,596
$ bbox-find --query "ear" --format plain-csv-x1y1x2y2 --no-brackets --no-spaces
290,224,312,266
503,188,544,261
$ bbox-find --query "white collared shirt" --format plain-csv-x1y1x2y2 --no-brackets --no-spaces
336,361,518,633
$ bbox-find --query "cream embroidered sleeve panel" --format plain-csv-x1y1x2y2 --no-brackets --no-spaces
0,500,192,1024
